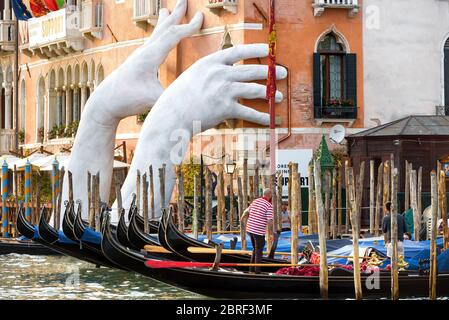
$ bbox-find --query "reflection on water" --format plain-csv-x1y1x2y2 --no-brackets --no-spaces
0,254,206,300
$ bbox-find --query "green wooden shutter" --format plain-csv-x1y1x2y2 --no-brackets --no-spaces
313,53,322,107
345,54,357,106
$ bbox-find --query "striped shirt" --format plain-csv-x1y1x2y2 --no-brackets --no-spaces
246,197,274,236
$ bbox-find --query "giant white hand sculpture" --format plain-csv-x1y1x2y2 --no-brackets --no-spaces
59,0,203,222
115,44,287,221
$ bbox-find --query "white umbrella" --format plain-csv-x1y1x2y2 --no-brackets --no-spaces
40,157,129,171
8,153,46,170
31,154,70,170
0,155,20,166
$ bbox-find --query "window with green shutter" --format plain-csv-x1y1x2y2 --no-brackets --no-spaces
314,33,357,120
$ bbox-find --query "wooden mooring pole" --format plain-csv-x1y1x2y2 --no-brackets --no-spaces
142,173,149,234
237,176,247,250
430,170,438,300
348,167,362,300
375,162,383,236
391,167,399,300
410,170,420,241
439,170,448,249
313,160,328,299
369,160,375,235
149,165,155,219
176,166,185,233
205,168,212,240
331,168,337,239
290,163,299,265
193,174,199,239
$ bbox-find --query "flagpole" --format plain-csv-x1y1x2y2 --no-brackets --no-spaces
267,0,276,176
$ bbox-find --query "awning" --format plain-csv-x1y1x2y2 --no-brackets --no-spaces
40,157,130,171
8,153,47,170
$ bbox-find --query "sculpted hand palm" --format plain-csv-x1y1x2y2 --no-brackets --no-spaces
90,0,204,123
155,43,287,130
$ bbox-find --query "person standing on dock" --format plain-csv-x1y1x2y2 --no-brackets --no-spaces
382,202,407,258
241,188,274,274
281,202,291,231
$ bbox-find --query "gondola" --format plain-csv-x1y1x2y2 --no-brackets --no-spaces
101,212,449,299
101,211,182,276
16,205,111,266
162,208,289,266
70,204,128,270
125,194,159,234
127,206,161,249
117,208,135,249
37,204,126,270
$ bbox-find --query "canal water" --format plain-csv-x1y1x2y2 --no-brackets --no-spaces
0,254,206,300
1,253,447,300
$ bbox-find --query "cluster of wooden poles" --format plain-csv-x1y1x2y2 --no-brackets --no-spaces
0,159,56,238
161,155,447,300
2,152,448,300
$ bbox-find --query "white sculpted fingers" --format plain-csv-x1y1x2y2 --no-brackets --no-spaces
229,65,287,82
156,8,170,27
210,44,269,65
232,83,283,102
159,0,187,28
232,103,270,126
155,12,204,53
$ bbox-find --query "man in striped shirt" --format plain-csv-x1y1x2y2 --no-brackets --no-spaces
241,188,274,274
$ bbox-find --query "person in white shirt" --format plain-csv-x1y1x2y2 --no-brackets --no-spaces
281,202,291,232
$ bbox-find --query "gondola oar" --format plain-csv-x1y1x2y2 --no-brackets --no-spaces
145,259,343,269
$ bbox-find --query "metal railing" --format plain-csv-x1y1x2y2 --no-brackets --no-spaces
314,0,358,6
314,105,357,119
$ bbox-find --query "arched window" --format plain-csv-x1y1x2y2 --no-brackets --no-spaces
97,65,104,86
318,33,345,103
48,69,57,132
19,80,26,131
313,32,357,120
37,77,46,143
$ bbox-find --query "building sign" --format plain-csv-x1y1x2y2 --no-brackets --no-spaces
28,9,70,48
276,149,313,196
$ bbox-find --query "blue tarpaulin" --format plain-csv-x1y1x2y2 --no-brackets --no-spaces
80,227,101,245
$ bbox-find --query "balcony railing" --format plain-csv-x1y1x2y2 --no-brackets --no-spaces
314,105,357,126
0,20,14,52
0,129,16,154
206,0,237,14
313,0,359,17
21,8,84,58
80,0,104,40
133,0,160,27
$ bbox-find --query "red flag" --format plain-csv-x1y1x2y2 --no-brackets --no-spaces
267,0,277,175
44,0,59,11
266,0,277,101
29,0,49,17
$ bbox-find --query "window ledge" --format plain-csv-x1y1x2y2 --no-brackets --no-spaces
314,118,355,127
313,1,359,17
206,0,238,14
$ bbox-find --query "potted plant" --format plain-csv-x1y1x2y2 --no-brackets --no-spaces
38,127,45,142
18,129,25,144
137,111,149,124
